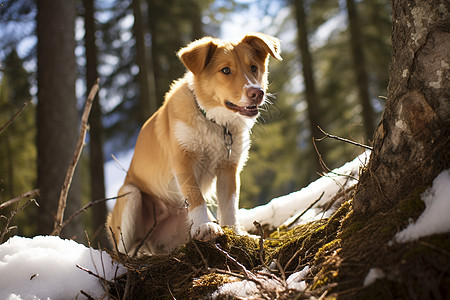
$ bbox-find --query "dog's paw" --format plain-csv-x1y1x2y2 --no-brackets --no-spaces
191,222,224,241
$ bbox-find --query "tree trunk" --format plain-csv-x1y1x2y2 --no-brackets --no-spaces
345,0,376,141
37,0,82,237
83,0,108,247
190,0,204,40
147,0,165,108
132,0,157,121
354,0,450,214
293,0,327,176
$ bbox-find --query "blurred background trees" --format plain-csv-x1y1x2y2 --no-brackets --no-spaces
0,0,391,243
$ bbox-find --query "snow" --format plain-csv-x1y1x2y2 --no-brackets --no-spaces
238,151,370,230
394,169,450,243
212,266,310,299
104,149,133,210
363,268,385,286
0,235,126,300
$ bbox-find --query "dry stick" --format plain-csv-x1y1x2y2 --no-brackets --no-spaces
111,154,128,173
132,201,157,257
59,193,129,233
108,227,122,257
52,78,100,236
214,243,251,278
0,189,40,210
192,239,209,269
80,290,96,300
0,197,39,243
287,191,325,228
0,100,30,135
253,221,266,267
316,126,373,150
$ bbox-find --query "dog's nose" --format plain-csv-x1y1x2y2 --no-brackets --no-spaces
247,87,264,102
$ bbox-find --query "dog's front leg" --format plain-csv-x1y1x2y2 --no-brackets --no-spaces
216,162,246,235
174,152,223,241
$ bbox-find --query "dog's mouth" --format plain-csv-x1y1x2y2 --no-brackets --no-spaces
225,101,259,118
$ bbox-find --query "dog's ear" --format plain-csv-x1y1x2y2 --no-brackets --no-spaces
241,33,282,61
177,37,218,75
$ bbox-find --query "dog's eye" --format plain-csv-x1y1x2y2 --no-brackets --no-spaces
251,65,258,73
221,67,231,75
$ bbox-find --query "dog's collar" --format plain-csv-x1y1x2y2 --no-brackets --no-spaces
188,87,234,159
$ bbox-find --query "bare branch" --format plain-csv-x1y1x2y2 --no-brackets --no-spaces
253,221,266,267
58,193,129,233
316,126,373,150
0,189,40,210
0,101,31,135
286,191,324,228
0,197,39,243
52,78,100,236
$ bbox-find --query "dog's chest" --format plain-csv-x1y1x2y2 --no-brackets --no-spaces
173,119,249,172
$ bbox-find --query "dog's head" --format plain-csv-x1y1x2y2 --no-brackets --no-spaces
178,33,282,122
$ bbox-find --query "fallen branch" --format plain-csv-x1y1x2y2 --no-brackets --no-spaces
0,101,30,135
58,193,129,235
132,201,157,257
52,78,100,236
316,126,373,150
214,243,251,278
253,221,266,267
286,191,324,228
0,197,39,243
0,189,40,210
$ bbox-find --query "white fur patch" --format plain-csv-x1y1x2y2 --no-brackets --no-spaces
189,204,223,241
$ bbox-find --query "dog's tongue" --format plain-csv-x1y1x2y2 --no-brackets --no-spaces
225,101,259,117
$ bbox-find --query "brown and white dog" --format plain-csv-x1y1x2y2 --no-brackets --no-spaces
107,33,282,255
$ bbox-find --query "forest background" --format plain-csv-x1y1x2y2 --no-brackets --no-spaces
0,0,391,247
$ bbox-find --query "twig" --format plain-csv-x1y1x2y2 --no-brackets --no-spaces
316,126,373,150
253,221,266,267
192,239,209,269
59,193,129,233
287,191,324,228
0,189,40,210
0,197,39,243
132,201,157,257
80,290,96,300
111,154,128,173
52,78,100,236
76,264,106,281
0,101,30,135
215,243,251,278
312,137,330,175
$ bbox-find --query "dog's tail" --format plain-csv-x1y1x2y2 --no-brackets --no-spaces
107,184,142,254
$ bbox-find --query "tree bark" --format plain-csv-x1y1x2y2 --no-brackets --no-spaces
37,0,81,237
83,0,108,247
132,0,158,122
147,0,165,108
354,0,450,214
345,0,376,141
293,0,327,176
190,0,204,40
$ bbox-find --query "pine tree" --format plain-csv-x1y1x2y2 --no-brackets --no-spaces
37,0,81,238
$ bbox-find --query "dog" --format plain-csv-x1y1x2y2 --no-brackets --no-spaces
107,32,282,255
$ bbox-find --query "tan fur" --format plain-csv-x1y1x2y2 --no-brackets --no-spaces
108,33,281,255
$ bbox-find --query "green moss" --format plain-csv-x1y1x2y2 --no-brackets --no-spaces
107,183,450,299
189,273,234,298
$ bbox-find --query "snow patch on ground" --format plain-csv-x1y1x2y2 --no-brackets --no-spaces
0,235,126,300
212,266,310,299
238,151,370,230
394,169,450,243
363,268,385,287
